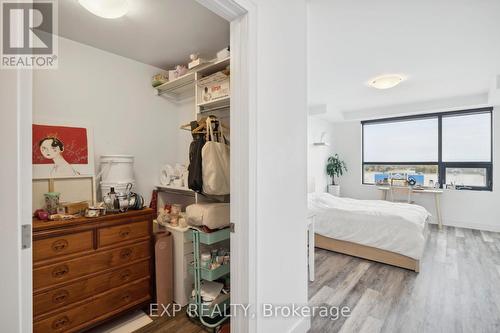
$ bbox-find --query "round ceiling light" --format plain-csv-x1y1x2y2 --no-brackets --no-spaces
367,74,406,90
79,0,129,19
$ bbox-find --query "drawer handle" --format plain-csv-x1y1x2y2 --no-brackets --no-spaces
120,269,131,281
52,265,69,279
119,227,131,238
52,315,70,329
119,248,133,260
52,290,69,304
52,239,69,252
121,293,131,303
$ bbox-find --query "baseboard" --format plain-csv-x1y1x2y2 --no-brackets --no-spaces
428,220,500,233
288,317,310,333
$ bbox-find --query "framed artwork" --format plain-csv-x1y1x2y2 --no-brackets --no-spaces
32,121,95,179
32,176,97,212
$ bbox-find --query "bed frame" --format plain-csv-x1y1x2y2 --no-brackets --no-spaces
315,234,420,272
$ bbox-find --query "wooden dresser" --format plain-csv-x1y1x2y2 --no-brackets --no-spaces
33,209,155,333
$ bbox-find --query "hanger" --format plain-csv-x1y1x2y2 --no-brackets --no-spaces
179,116,230,133
179,122,192,131
180,117,210,132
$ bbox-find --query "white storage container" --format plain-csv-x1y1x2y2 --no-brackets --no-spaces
99,155,135,183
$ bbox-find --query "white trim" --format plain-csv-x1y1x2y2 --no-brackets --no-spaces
1,67,33,332
196,0,247,21
230,8,258,333
429,220,500,233
19,68,33,333
198,0,258,333
196,1,258,332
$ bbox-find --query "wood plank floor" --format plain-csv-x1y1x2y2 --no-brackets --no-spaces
309,224,500,333
133,311,210,333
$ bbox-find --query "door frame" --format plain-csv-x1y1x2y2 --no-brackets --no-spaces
3,68,33,333
196,1,258,331
12,0,257,332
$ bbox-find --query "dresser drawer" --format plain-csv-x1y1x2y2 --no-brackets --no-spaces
34,241,150,291
34,278,150,333
34,231,94,262
98,220,149,247
34,259,150,317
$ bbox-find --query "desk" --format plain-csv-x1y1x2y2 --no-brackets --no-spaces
377,186,443,229
307,213,315,281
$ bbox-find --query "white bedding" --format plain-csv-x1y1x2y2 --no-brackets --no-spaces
308,193,431,259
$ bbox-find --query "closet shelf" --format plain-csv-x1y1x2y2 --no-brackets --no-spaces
196,57,230,77
187,227,230,245
154,72,195,101
189,263,230,281
197,96,230,113
154,57,230,103
155,184,194,194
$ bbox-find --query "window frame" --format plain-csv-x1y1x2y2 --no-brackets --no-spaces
361,107,493,191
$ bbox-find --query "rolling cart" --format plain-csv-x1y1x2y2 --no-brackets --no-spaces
186,228,230,330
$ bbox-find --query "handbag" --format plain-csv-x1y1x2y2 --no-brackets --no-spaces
201,117,230,195
188,121,206,193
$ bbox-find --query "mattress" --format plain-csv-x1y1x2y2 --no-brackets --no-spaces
308,193,431,259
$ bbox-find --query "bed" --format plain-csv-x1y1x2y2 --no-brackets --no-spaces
308,192,430,272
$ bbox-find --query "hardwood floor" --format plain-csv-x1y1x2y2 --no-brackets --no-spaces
308,224,500,333
133,311,210,333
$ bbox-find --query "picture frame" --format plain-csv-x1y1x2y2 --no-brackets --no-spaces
32,120,95,179
32,175,96,213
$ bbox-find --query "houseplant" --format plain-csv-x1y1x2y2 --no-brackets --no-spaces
326,154,347,196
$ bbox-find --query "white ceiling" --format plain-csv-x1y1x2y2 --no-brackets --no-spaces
308,0,500,122
57,0,229,69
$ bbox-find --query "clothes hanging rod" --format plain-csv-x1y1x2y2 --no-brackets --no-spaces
199,105,230,113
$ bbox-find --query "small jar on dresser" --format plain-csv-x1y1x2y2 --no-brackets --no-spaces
32,209,155,333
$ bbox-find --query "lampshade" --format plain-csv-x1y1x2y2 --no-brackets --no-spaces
367,74,406,90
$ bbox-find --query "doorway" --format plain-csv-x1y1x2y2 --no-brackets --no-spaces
7,0,256,332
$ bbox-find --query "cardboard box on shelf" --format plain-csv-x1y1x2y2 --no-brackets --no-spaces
198,72,230,104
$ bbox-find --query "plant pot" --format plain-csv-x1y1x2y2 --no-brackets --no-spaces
327,185,340,197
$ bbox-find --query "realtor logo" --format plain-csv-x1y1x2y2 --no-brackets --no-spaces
1,0,58,68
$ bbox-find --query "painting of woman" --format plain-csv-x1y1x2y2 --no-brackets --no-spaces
38,137,80,177
32,123,94,179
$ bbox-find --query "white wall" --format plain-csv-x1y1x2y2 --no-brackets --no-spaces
308,116,334,192
332,107,500,232
252,0,308,332
34,37,194,204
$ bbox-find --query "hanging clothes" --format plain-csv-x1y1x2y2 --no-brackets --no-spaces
188,120,205,193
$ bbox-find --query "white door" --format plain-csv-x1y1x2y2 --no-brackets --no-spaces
0,69,33,332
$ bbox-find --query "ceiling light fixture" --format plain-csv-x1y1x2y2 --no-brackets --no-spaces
79,0,129,19
367,74,406,90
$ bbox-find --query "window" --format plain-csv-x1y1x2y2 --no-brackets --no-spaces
363,118,438,162
442,112,491,162
362,108,493,191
